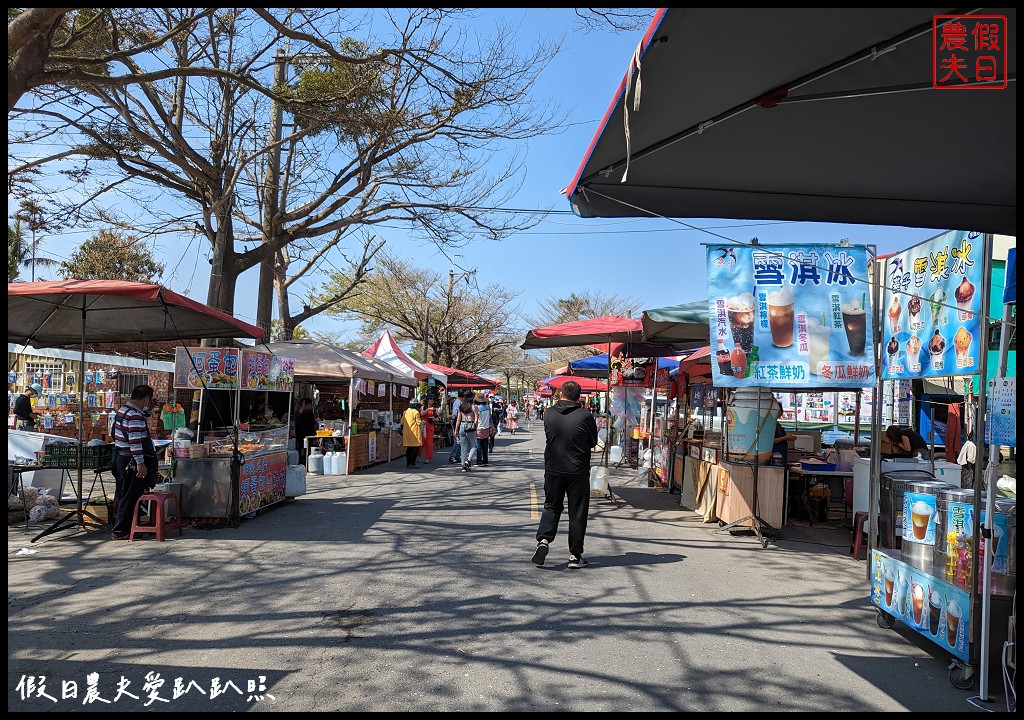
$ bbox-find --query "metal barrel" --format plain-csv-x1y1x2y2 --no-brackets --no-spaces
932,487,975,574
902,479,952,571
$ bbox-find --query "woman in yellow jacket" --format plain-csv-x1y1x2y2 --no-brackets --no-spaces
402,399,423,469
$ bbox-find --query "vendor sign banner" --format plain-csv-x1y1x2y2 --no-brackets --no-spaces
706,243,873,388
238,451,287,515
610,355,670,388
881,230,984,379
240,350,294,392
871,550,969,662
173,347,239,389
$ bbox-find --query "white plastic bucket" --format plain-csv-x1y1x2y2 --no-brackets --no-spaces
609,445,623,464
726,388,778,462
589,466,609,494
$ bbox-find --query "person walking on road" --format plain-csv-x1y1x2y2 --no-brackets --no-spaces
448,391,467,464
419,397,437,464
473,393,492,467
505,401,520,435
455,392,479,472
402,399,423,468
531,380,599,569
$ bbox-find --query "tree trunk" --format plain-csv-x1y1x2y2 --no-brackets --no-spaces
207,214,238,315
274,250,293,339
256,261,274,339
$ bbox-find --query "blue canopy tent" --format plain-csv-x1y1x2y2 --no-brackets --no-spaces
569,353,679,379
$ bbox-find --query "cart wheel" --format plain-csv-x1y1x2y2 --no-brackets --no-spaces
948,662,975,690
876,609,896,629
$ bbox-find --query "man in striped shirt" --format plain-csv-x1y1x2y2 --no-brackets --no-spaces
110,384,157,539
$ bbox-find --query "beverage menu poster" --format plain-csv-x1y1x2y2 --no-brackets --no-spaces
881,230,984,379
986,377,1016,447
871,551,970,662
706,244,874,388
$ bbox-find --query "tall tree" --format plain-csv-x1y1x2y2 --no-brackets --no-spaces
9,9,562,340
10,201,58,281
58,228,165,281
319,252,523,374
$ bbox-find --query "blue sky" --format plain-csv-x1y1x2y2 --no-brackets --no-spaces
11,8,944,343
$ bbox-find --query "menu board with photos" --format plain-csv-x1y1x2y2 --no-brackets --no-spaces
881,230,984,379
173,347,239,389
706,243,874,388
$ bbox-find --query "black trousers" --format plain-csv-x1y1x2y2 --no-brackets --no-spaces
405,446,419,467
536,470,591,558
476,436,489,465
111,453,156,536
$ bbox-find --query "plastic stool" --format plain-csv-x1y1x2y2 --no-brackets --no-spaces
851,511,869,560
129,491,184,542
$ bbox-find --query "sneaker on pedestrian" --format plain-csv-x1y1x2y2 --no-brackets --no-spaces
462,463,471,472
567,555,589,569
532,539,549,566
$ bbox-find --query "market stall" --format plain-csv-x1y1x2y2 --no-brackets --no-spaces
868,230,1014,690
7,281,264,541
363,330,446,464
564,7,1015,698
255,339,415,473
168,346,294,521
700,241,879,545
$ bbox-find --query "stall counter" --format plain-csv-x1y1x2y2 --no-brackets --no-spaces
173,448,288,519
714,460,785,530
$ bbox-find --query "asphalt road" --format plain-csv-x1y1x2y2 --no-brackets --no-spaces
7,421,1012,712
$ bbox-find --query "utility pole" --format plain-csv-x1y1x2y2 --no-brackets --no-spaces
423,306,430,362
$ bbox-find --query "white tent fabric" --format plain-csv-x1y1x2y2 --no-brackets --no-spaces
258,339,416,386
363,330,447,385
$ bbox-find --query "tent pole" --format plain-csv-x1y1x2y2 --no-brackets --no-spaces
346,379,355,475
32,297,106,542
605,338,611,467
975,233,996,701
388,375,394,464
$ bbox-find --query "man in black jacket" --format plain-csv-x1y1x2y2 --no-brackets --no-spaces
531,380,599,569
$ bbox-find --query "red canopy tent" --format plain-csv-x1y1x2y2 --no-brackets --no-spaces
423,361,499,390
540,375,608,392
521,315,643,350
8,280,265,542
8,280,264,346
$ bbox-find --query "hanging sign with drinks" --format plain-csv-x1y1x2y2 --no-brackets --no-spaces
706,243,874,388
881,230,984,379
871,550,970,662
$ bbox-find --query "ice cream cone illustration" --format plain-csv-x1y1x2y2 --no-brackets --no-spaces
929,288,948,326
928,329,946,371
908,293,923,330
906,334,923,372
953,326,972,366
888,296,902,333
886,337,900,367
954,277,976,320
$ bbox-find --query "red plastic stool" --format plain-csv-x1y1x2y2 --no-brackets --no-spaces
129,491,184,542
851,511,869,560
